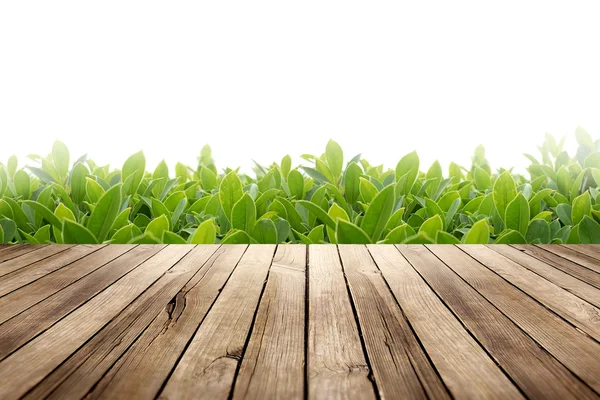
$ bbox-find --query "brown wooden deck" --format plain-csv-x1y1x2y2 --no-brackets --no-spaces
0,244,599,399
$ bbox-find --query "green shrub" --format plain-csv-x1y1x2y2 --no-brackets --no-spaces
1,127,600,244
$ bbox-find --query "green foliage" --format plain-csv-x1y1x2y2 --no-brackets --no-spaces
0,130,599,244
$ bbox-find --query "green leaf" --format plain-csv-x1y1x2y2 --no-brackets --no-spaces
281,155,292,178
344,162,362,205
231,193,257,233
505,193,530,236
296,200,336,230
22,200,63,231
462,218,490,244
0,218,16,243
316,159,335,184
219,171,243,222
575,126,595,150
189,218,216,244
52,140,70,179
474,167,491,191
14,170,30,199
307,225,325,243
71,162,89,206
336,220,371,244
326,139,344,179
221,229,252,244
360,185,395,242
526,219,551,244
51,183,77,216
327,203,349,244
200,167,218,191
418,214,443,240
494,229,527,244
62,219,98,244
7,155,18,177
252,218,278,244
383,224,415,244
578,215,600,244
300,166,330,184
275,218,291,243
162,231,187,244
359,177,379,203
395,151,419,195
145,215,170,240
493,171,517,223
128,233,161,244
287,169,305,200
110,224,141,244
571,191,591,226
436,231,460,244
2,198,32,232
111,207,131,231
87,184,122,242
164,191,187,212
86,177,105,204
33,224,51,243
401,232,434,244
27,166,57,184
122,150,146,196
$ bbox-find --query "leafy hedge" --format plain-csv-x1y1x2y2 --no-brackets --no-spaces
1,128,600,245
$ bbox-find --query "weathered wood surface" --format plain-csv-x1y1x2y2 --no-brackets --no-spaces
0,244,599,399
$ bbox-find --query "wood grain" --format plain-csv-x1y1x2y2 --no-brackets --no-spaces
232,245,306,400
0,245,73,277
461,245,600,342
397,245,596,399
158,245,276,400
0,244,104,297
0,244,161,361
373,245,522,399
27,245,226,400
0,245,46,263
490,245,600,307
0,245,134,324
511,244,600,290
307,245,376,400
1,244,599,399
340,245,449,400
429,244,600,393
564,245,600,261
538,245,600,274
0,245,190,400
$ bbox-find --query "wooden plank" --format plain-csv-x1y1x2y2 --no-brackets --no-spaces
0,245,135,324
0,245,73,277
538,245,600,274
159,245,276,400
0,244,104,297
428,245,600,393
307,245,376,400
490,245,600,308
392,245,597,399
511,244,600,290
26,244,228,400
372,245,522,399
564,245,600,261
461,245,600,342
0,245,161,361
0,245,45,263
339,245,450,400
0,245,191,400
232,245,306,400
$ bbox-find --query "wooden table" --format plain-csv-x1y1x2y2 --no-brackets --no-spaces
0,244,599,399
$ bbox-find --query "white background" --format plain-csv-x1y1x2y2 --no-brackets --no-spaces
1,1,599,175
